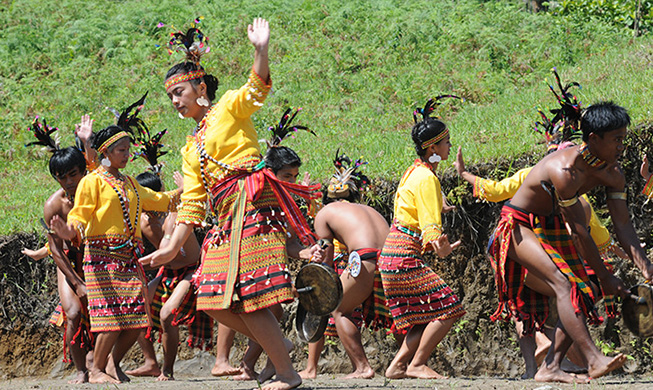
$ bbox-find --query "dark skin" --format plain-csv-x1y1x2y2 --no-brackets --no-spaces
306,201,389,379
506,127,653,383
44,166,90,384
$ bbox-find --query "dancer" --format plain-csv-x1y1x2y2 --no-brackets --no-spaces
141,18,320,390
488,101,653,383
26,115,95,383
51,96,180,384
305,150,392,379
379,97,465,379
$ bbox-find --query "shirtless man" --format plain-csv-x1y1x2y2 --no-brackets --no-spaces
488,101,653,383
303,155,391,379
35,115,95,383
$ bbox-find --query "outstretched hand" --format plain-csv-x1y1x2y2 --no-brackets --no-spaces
75,114,94,143
247,18,270,51
442,193,456,214
454,146,466,176
50,215,75,241
640,154,651,181
599,273,629,299
432,234,461,258
139,246,177,268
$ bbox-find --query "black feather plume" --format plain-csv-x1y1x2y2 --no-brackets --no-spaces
268,108,315,147
25,116,60,151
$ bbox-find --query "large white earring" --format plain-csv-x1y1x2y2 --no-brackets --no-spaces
196,96,210,107
428,153,441,163
178,112,185,119
101,157,111,167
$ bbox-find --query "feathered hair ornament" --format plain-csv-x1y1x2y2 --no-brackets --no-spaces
534,68,582,149
98,93,148,155
266,107,315,148
132,125,169,174
327,149,370,200
159,17,210,66
413,94,463,123
25,116,60,152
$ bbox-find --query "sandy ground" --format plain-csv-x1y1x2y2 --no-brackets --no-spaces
1,375,653,390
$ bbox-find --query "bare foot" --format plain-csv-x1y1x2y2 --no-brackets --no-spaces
560,358,587,374
211,359,240,377
535,364,590,384
260,372,301,390
233,362,258,381
405,364,447,379
89,370,120,384
343,367,375,379
298,368,316,379
385,359,407,379
125,363,162,377
106,358,130,383
587,353,627,379
156,372,174,381
258,358,276,383
521,369,536,380
68,371,88,384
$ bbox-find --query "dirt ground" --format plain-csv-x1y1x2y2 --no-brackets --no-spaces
2,374,653,390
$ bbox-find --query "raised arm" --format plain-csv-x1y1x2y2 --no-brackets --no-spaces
248,18,269,83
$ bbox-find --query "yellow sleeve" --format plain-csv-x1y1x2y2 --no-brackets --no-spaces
134,179,172,213
416,175,443,250
585,197,612,255
227,69,272,119
67,174,99,244
473,167,533,202
643,175,653,199
176,140,207,226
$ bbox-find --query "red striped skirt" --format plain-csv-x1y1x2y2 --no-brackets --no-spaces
196,182,294,314
378,223,465,330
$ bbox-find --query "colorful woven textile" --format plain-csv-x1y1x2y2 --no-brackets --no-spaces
84,239,149,332
150,265,214,350
378,223,465,330
488,202,601,334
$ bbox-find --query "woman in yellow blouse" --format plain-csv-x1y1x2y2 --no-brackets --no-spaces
379,103,465,380
52,124,177,384
140,18,318,390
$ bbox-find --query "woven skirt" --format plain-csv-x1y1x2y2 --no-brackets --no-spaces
378,224,465,330
196,182,294,314
83,243,148,332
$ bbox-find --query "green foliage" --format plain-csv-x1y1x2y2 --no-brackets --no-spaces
1,0,652,234
547,0,653,33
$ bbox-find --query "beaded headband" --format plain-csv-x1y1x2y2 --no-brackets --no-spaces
421,128,449,150
165,69,206,90
98,131,129,155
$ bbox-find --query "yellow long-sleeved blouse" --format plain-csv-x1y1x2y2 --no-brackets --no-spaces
472,166,614,255
176,69,271,226
394,160,443,252
68,166,176,246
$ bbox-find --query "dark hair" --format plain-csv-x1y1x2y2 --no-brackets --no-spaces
165,62,219,102
49,147,87,178
92,125,128,156
264,146,302,174
580,101,630,141
136,171,163,192
322,184,360,205
411,117,447,156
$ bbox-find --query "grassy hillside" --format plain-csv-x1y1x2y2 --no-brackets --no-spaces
1,0,652,234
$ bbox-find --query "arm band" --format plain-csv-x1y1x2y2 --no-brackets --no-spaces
607,191,627,201
558,195,579,208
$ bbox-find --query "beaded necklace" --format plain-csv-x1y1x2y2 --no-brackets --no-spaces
579,142,607,169
192,105,264,193
97,166,141,249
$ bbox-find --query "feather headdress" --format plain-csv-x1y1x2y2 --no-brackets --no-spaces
132,125,169,174
413,94,463,123
98,93,148,155
160,17,210,66
327,149,369,200
267,108,315,148
534,68,582,149
25,116,60,152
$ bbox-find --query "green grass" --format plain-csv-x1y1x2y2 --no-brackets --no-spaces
2,0,653,234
